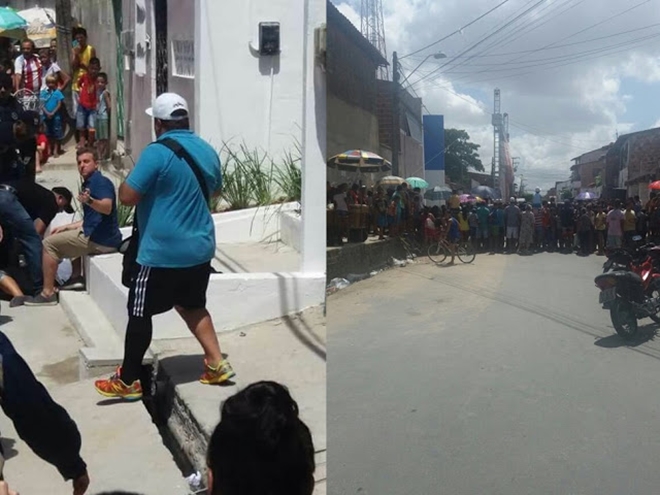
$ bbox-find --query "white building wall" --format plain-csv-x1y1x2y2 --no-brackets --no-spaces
195,0,305,161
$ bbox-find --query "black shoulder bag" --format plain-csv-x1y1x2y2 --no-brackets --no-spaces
119,137,212,288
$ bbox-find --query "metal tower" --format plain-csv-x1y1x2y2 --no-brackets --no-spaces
491,89,502,193
361,0,389,79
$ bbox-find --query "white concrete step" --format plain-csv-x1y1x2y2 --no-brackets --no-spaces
214,241,300,273
85,252,325,340
59,290,153,379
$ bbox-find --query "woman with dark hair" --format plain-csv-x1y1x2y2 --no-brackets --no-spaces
207,381,316,495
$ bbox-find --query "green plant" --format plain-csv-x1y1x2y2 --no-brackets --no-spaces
117,202,134,227
273,141,302,203
217,141,302,211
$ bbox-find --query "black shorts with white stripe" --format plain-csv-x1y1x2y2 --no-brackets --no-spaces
127,262,212,318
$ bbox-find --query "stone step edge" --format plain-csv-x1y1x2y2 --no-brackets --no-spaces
154,365,327,487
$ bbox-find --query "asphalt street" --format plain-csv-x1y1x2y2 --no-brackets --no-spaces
328,252,660,495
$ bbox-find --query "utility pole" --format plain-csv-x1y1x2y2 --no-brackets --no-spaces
55,0,73,115
391,51,400,177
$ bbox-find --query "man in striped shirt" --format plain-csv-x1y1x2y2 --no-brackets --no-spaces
13,39,42,94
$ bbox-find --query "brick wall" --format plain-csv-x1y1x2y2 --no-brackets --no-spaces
574,158,605,188
627,131,660,182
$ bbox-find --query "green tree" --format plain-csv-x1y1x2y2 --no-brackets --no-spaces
444,129,484,183
560,188,572,200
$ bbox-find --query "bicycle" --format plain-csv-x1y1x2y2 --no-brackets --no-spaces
399,231,425,259
427,237,476,264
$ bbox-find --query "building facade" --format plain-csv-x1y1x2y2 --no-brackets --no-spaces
326,0,386,185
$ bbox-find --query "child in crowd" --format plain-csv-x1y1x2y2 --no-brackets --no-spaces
95,72,111,161
35,123,48,174
40,74,65,159
75,57,100,148
39,47,70,90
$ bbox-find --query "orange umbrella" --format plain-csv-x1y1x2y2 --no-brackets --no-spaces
649,181,660,190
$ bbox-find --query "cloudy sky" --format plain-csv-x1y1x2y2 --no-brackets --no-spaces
333,0,660,192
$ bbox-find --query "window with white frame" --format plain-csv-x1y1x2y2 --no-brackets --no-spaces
171,39,195,78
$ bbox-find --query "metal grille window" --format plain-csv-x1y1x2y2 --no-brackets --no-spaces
171,40,194,78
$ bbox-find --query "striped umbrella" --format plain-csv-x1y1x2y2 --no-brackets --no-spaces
0,7,27,38
378,175,405,187
327,149,392,174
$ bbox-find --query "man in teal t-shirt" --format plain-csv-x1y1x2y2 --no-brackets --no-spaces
94,93,236,402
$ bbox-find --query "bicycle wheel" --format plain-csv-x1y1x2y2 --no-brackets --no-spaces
427,241,448,264
457,242,476,264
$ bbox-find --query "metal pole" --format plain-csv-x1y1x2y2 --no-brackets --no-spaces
55,0,73,115
392,50,400,177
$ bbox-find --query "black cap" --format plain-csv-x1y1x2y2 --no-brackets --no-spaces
52,187,74,214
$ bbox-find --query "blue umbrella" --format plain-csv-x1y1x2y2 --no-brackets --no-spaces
471,185,496,198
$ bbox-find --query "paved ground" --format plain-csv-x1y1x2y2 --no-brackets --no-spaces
0,302,187,495
328,252,660,495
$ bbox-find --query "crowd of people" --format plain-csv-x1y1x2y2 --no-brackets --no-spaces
0,87,320,494
329,180,660,258
3,28,111,172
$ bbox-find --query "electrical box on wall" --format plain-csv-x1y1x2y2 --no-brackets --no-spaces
259,22,280,56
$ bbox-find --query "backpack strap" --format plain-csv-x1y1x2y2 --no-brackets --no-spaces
154,137,209,203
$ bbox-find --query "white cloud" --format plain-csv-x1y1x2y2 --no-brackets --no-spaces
332,0,660,191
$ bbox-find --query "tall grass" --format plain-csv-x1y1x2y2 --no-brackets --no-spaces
117,202,135,227
217,142,301,212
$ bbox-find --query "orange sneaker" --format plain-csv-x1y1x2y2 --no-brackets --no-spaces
94,367,143,401
200,359,235,385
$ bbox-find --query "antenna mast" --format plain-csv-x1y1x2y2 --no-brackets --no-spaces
361,0,389,79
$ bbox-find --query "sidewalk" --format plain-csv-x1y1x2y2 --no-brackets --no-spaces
151,306,327,494
0,304,187,495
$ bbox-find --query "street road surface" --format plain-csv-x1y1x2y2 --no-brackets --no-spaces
328,252,660,495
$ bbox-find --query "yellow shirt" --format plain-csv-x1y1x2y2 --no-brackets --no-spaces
458,212,469,231
623,210,636,232
72,44,94,92
595,212,606,231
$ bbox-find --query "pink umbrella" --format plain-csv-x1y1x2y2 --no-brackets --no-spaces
459,194,479,204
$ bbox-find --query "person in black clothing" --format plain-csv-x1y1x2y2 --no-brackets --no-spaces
17,184,74,237
0,73,42,296
0,331,90,494
559,200,575,252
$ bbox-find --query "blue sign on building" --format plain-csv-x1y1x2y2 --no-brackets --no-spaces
423,115,445,171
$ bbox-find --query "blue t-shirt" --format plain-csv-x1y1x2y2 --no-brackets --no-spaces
40,88,64,114
82,170,122,248
126,129,222,268
448,217,460,240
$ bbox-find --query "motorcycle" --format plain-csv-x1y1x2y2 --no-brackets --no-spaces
595,236,660,340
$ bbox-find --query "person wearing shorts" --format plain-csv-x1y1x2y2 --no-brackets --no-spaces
26,147,121,306
75,57,100,148
94,93,235,402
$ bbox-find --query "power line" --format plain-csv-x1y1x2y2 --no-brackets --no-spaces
448,0,585,74
402,22,660,60
399,0,512,60
410,0,550,88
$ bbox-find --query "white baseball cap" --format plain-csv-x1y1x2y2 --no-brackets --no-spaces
145,93,189,121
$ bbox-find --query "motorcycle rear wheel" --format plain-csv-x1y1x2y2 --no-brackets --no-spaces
610,298,638,340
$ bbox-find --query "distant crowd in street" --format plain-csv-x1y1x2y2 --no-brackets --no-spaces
1,27,112,172
329,180,660,257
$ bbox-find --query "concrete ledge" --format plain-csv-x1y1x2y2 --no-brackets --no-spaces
281,210,302,252
327,237,408,280
86,252,326,340
149,308,326,493
60,290,156,379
